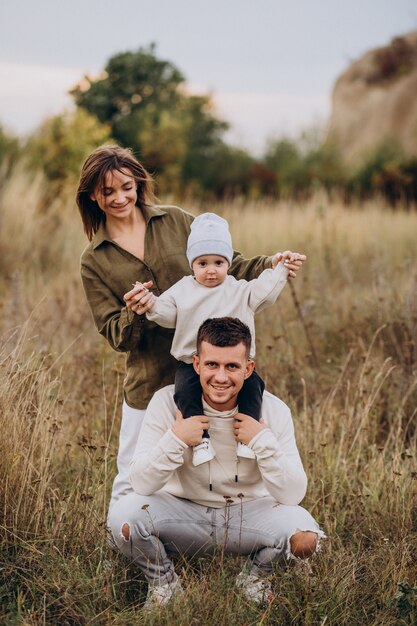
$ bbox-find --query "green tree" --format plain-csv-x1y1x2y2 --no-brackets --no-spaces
25,109,113,194
70,44,230,194
264,138,302,195
351,140,404,198
301,139,347,191
180,95,228,187
264,130,347,197
0,125,21,177
195,143,255,197
71,44,184,131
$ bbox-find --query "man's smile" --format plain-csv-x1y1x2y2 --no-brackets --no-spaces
210,384,231,391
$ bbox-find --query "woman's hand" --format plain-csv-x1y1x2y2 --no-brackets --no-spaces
272,250,306,279
124,280,156,315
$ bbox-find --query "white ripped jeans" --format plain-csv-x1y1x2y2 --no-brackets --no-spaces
107,402,324,586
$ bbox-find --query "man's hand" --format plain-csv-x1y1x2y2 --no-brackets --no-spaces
233,413,266,445
171,410,210,447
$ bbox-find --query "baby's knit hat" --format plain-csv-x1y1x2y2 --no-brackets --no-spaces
186,212,233,267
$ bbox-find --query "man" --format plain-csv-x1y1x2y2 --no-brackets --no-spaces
109,317,324,608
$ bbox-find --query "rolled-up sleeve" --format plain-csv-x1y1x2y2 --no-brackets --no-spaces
230,251,273,280
81,263,146,352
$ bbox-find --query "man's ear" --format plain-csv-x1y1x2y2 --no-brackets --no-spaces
193,354,200,375
244,359,255,380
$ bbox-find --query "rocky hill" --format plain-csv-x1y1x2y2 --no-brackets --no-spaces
328,31,417,165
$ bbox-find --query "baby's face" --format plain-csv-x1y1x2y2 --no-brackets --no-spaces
192,255,229,288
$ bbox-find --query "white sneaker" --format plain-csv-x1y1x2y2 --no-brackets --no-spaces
143,574,184,609
192,438,215,466
236,442,256,459
235,570,274,605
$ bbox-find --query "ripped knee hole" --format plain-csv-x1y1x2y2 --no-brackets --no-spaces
121,523,130,541
290,530,318,558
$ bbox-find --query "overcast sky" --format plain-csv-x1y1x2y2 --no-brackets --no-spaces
1,0,416,153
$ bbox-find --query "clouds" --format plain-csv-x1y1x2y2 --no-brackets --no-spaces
0,62,80,134
0,0,416,149
0,59,329,153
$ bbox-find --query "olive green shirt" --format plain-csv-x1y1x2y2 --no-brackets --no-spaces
80,205,272,409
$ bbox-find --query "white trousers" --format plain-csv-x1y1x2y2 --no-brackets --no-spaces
108,401,147,516
108,491,324,586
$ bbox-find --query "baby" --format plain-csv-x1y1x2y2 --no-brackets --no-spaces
135,213,304,466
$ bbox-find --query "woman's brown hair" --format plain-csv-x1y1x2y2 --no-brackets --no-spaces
76,144,156,240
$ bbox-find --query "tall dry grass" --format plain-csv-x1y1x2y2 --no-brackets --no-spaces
0,167,416,625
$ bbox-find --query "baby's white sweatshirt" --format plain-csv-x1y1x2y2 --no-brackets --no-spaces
146,263,288,362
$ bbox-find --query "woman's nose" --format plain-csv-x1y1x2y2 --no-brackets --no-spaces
115,190,125,204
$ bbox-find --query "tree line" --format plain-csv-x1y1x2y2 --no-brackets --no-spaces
1,44,417,203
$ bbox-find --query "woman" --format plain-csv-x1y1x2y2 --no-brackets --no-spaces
76,144,303,531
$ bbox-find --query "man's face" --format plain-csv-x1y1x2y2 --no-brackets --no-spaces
193,341,254,411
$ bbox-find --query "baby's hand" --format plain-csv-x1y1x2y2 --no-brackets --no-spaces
124,280,156,313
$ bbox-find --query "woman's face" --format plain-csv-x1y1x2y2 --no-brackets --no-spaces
90,168,138,221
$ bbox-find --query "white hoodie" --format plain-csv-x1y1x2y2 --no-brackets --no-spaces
129,385,307,508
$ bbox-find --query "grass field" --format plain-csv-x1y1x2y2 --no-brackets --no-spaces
0,168,416,625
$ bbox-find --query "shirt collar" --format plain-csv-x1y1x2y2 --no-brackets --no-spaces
91,204,167,250
202,398,239,419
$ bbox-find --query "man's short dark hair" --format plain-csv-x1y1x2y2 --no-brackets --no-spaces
196,317,251,358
